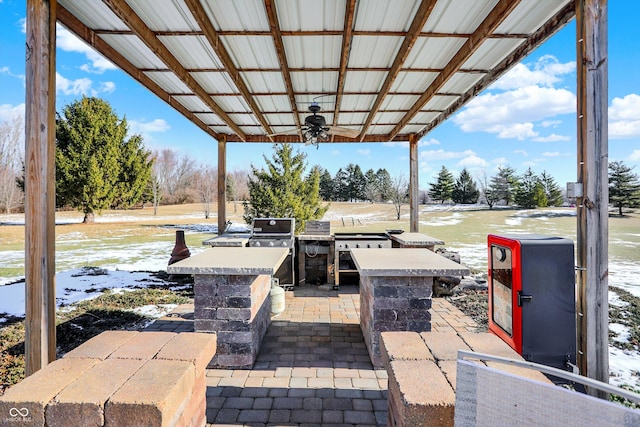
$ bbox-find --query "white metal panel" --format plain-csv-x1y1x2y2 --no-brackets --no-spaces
212,96,251,113
423,0,499,33
463,39,524,69
355,0,420,32
403,124,428,133
127,0,198,31
158,35,224,69
241,72,287,93
283,36,342,68
340,94,377,111
413,111,440,123
210,125,235,134
99,34,167,69
381,94,420,111
253,95,292,113
439,72,485,94
195,113,225,126
239,125,263,135
404,37,467,69
423,95,457,111
348,35,403,68
264,113,296,126
391,71,438,93
276,0,345,31
337,112,368,125
200,0,270,31
369,124,394,135
373,111,405,125
59,0,128,30
144,71,191,94
343,71,387,93
191,72,239,94
173,95,211,112
222,36,280,69
496,0,572,34
229,113,260,126
290,71,339,95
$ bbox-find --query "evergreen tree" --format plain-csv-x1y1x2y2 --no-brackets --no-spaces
363,168,379,203
479,173,500,209
428,166,454,203
609,161,640,216
539,170,563,207
334,168,348,201
56,97,152,223
451,168,479,204
243,144,328,232
318,167,334,201
489,166,518,205
375,168,393,201
514,168,543,208
345,163,365,201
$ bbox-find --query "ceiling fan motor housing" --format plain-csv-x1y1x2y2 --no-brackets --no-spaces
305,113,327,128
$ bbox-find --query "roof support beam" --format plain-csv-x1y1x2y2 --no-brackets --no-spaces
101,0,246,140
332,0,356,135
185,0,274,139
24,0,57,376
264,0,302,137
409,134,419,232
57,6,222,141
416,2,575,138
391,0,522,139
217,136,227,236
575,0,609,396
359,0,437,140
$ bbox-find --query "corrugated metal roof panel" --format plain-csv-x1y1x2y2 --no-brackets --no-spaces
423,0,499,33
403,124,428,134
264,113,296,126
391,71,438,93
158,36,224,69
496,0,571,34
191,72,239,94
240,125,263,135
404,37,467,69
173,95,211,112
127,0,198,32
276,0,345,31
283,36,342,68
373,111,406,125
463,39,524,69
212,96,251,113
195,113,225,126
210,125,235,134
99,34,166,69
229,113,260,126
59,0,127,30
355,0,420,32
423,95,457,111
253,95,292,113
144,71,191,94
340,94,377,111
241,72,287,93
440,72,485,94
201,0,269,31
413,111,441,123
290,71,339,94
222,36,280,69
337,112,368,125
369,124,394,135
381,94,420,111
348,36,403,68
343,71,387,94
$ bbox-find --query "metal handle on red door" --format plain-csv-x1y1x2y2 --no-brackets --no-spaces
517,291,533,306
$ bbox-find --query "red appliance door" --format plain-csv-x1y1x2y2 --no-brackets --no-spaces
488,235,522,354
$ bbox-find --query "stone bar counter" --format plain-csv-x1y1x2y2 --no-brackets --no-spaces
167,247,288,369
350,248,470,367
388,232,444,250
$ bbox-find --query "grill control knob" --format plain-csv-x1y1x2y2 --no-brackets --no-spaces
345,243,349,249
356,244,360,248
281,241,287,247
254,241,261,247
268,241,275,247
367,244,371,248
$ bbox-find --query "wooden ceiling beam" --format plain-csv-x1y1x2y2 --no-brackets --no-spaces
185,0,274,140
332,0,357,141
390,0,522,139
416,2,576,139
56,5,221,141
359,0,438,140
264,0,302,140
101,0,246,140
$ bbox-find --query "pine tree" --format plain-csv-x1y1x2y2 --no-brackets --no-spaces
428,166,454,203
318,167,334,201
514,168,542,208
490,166,518,205
345,163,365,201
452,168,479,204
539,170,563,206
376,168,392,201
243,144,328,232
363,168,379,203
56,97,152,223
609,161,640,216
334,168,348,201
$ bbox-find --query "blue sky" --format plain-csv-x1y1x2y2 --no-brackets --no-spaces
1,0,639,190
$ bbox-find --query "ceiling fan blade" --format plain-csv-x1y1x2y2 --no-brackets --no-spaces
327,126,360,138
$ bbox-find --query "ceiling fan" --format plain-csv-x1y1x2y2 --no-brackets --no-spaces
270,102,360,147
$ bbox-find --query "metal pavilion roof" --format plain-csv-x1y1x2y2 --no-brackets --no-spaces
56,0,575,144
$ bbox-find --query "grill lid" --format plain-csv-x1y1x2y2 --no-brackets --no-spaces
251,218,295,237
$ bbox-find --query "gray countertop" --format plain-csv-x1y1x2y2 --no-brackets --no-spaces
388,232,444,246
350,248,469,277
202,233,251,247
167,247,288,275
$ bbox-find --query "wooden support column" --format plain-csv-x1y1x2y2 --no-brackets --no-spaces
409,134,419,232
217,136,227,235
24,0,57,375
576,0,608,393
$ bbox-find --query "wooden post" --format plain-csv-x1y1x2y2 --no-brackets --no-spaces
217,136,227,235
576,0,608,394
24,0,57,375
409,134,419,232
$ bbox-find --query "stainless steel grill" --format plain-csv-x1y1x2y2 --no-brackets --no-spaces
249,218,296,288
333,232,391,288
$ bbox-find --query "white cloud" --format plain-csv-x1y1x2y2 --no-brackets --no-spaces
56,24,116,73
609,94,640,138
56,72,116,97
628,150,640,162
491,157,509,166
0,103,25,123
513,150,528,157
541,120,562,128
419,149,476,161
532,133,571,142
129,119,171,134
0,66,25,84
542,151,561,157
356,148,371,156
489,122,538,140
457,154,488,168
491,55,575,90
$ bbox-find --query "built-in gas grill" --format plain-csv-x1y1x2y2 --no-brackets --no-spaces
334,232,391,288
249,218,296,288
